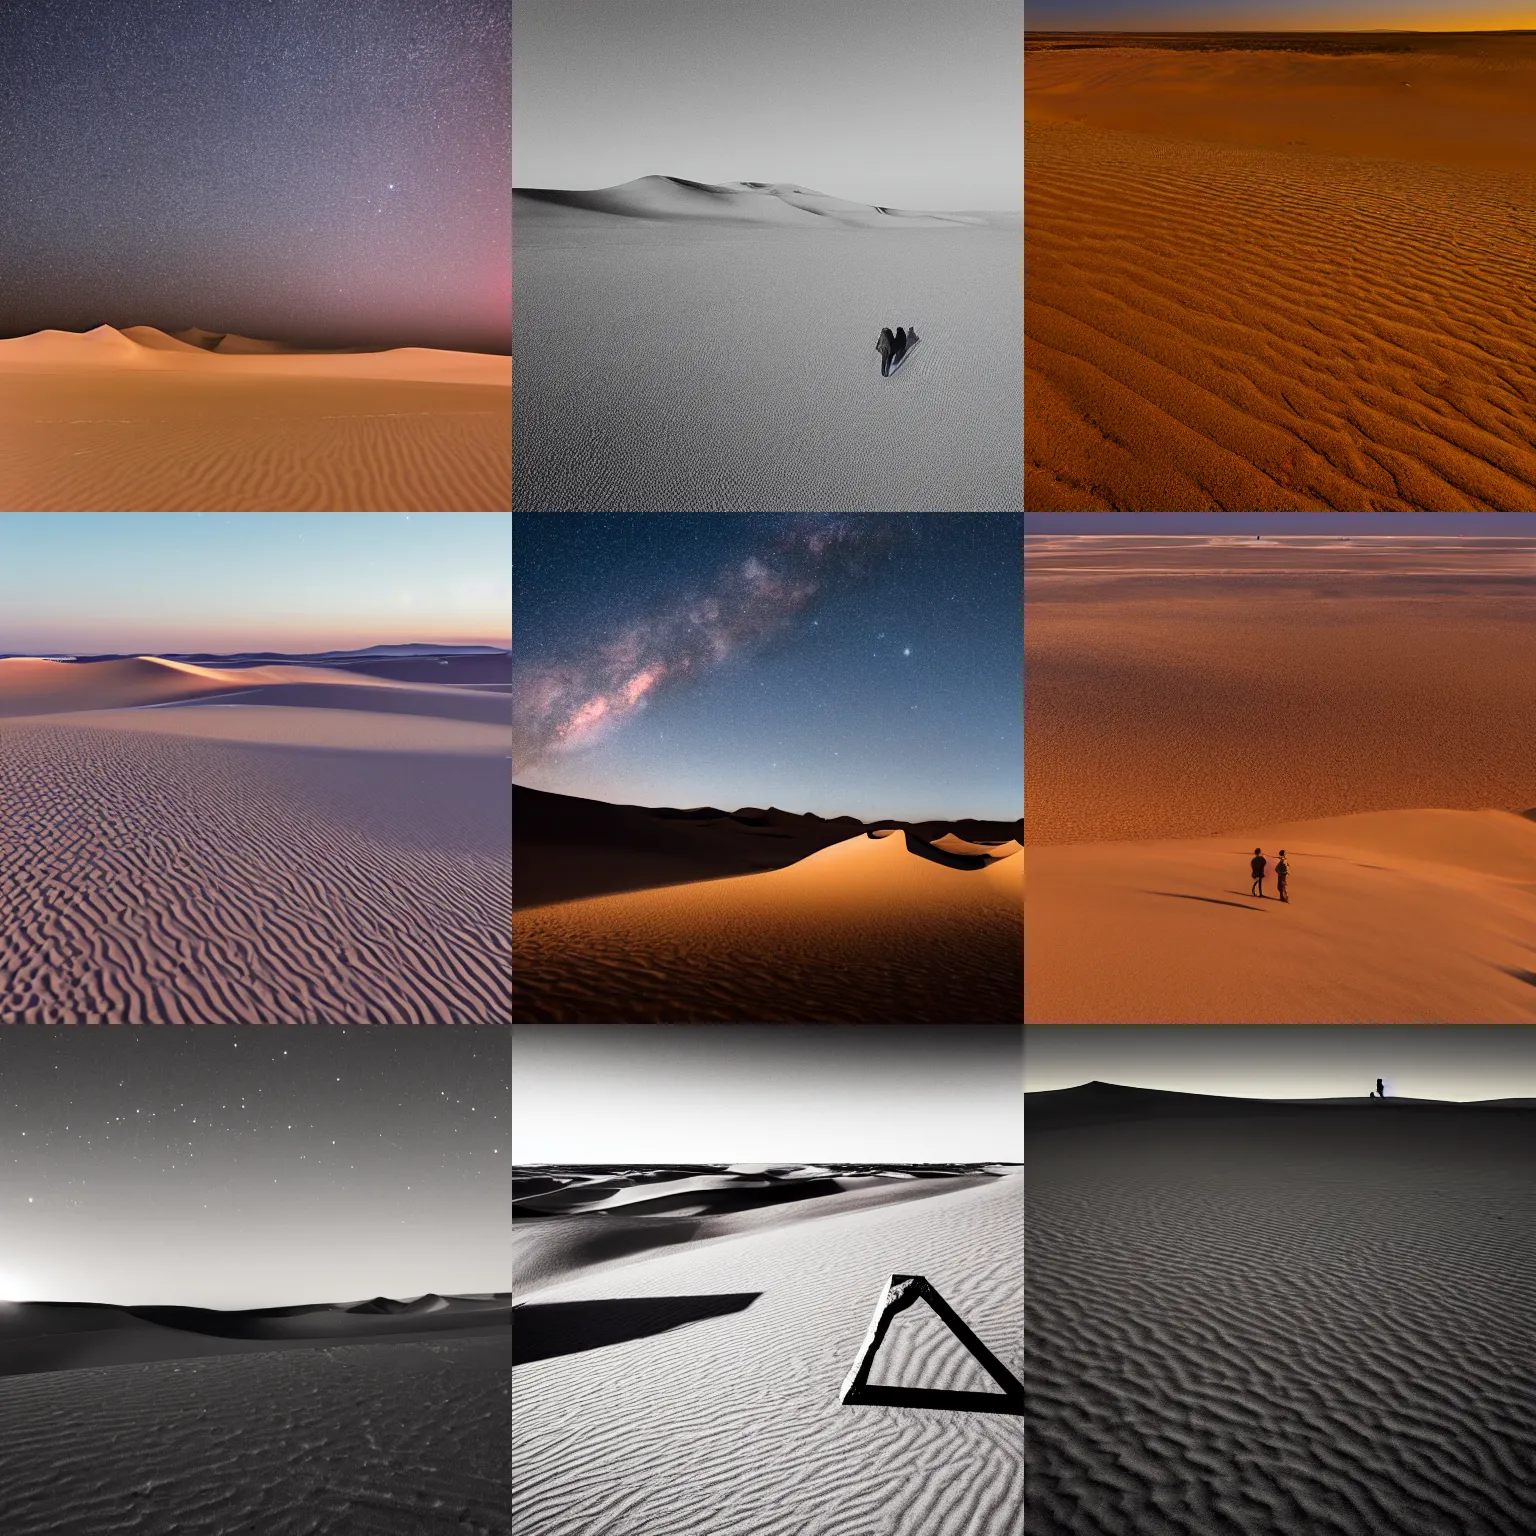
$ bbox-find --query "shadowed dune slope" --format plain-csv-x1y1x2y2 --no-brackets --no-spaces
513,1172,1021,1536
514,826,1022,1022
1027,809,1536,1023
1025,37,1536,511
1026,1095,1536,1535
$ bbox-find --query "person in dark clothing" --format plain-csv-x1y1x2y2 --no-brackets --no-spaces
1250,848,1267,897
1275,850,1288,903
876,328,895,376
1376,1078,1385,1099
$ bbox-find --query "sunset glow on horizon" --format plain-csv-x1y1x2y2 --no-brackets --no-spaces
1027,2,1536,28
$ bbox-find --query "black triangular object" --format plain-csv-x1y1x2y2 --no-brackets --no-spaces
838,1273,1022,1414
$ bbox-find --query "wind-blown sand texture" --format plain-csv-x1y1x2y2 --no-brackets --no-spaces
0,1296,510,1536
0,326,511,510
1026,1084,1536,1536
513,1166,1022,1536
1025,538,1536,1021
1025,33,1536,510
514,826,1023,1023
0,658,511,1024
513,177,1023,511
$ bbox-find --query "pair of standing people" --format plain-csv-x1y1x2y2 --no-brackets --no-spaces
1250,848,1288,902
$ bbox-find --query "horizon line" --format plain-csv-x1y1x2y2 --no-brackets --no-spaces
1029,1079,1533,1104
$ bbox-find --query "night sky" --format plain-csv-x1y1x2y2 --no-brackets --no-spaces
1025,1025,1536,1101
1026,1,1531,26
512,514,1023,821
0,512,511,655
514,0,1022,211
1,0,509,353
513,1026,1024,1163
0,1026,509,1309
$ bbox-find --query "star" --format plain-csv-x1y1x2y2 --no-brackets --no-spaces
903,647,911,656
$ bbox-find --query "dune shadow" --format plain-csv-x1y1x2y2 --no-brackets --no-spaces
512,1294,761,1367
902,830,998,871
1497,966,1536,990
1143,891,1262,912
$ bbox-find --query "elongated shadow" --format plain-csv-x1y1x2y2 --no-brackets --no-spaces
1143,891,1262,912
512,1294,761,1367
1498,966,1536,990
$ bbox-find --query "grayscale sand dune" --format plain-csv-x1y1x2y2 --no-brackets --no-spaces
513,1169,1021,1536
514,181,1022,510
1026,1085,1536,1535
0,660,511,1024
1025,35,1536,510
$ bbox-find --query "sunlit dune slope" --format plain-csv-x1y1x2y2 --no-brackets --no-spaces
1026,808,1536,1023
513,827,1022,1023
1025,36,1536,510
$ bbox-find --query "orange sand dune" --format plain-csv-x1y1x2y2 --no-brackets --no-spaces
513,828,1023,1023
1025,34,1536,510
1027,808,1536,1023
0,326,510,510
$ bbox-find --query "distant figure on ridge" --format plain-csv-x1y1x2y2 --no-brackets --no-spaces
1275,850,1288,904
1377,1078,1385,1099
1250,847,1267,898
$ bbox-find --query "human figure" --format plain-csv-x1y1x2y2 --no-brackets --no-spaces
1250,847,1267,897
1376,1078,1385,1099
876,328,895,376
1275,850,1288,903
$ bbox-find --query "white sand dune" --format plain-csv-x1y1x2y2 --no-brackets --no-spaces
0,327,509,511
514,824,1023,1023
513,1171,1021,1536
1027,808,1536,1023
0,659,511,1024
1027,1085,1536,1534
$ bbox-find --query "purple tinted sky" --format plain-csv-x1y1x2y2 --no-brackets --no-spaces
1,0,509,352
514,0,1022,210
0,513,511,655
1026,514,1536,534
1025,1,1533,27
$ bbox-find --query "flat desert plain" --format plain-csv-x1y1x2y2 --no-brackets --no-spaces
0,1293,510,1536
0,327,511,511
513,1164,1022,1536
513,178,1023,511
1025,33,1536,510
1026,538,1536,1022
1026,1083,1536,1536
0,655,512,1023
513,788,1023,1023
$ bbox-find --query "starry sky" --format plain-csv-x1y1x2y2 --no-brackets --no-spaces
514,0,1023,210
0,0,509,353
514,1026,1024,1163
513,514,1023,822
0,1026,508,1309
1025,1026,1536,1101
1027,1,1535,25
0,512,511,655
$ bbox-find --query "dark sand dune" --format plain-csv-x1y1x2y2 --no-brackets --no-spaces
1027,1085,1536,1535
1025,34,1536,510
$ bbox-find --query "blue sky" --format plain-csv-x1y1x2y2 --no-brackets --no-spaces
0,513,510,655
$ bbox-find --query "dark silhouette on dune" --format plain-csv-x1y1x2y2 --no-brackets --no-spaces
877,325,921,377
511,1294,760,1367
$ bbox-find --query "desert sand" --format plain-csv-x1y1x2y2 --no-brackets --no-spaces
1025,33,1536,510
1025,537,1536,1020
1026,1083,1536,1535
0,325,511,510
513,177,1023,511
513,789,1023,1022
513,1165,1022,1536
0,655,512,1023
0,1294,509,1536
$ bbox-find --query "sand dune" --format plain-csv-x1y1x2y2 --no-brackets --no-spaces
0,326,509,511
514,824,1022,1023
0,658,511,1023
513,1169,1021,1536
1027,1084,1536,1535
1025,33,1536,510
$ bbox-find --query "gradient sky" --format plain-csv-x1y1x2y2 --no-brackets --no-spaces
0,1026,508,1308
1025,1025,1536,1100
1,0,509,353
513,514,1023,821
513,1026,1024,1163
514,0,1023,210
1026,1,1536,27
1026,514,1536,534
0,512,511,655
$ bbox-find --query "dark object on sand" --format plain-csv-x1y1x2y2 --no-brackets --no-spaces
876,325,920,377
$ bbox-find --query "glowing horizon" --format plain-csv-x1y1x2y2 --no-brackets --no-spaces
1027,2,1536,30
